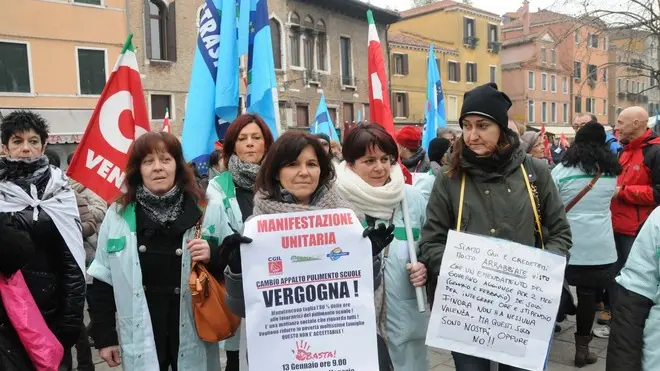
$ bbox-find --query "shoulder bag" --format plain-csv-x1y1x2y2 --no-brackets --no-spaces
564,171,602,213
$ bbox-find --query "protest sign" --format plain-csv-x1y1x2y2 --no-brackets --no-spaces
426,230,566,371
241,209,379,371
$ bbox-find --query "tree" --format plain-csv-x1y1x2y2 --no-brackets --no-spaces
412,0,437,7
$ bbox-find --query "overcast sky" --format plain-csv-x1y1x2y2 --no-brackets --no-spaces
368,0,577,16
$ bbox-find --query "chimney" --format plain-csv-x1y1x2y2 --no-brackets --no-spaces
522,0,530,35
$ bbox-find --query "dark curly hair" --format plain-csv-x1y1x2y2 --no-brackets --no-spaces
560,142,622,176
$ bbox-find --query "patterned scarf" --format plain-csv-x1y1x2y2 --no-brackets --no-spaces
253,185,363,219
135,184,184,224
228,155,260,191
0,156,51,195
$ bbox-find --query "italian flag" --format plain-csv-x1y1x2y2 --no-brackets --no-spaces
162,108,171,133
367,10,412,184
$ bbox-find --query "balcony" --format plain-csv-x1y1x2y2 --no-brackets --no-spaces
487,41,501,53
627,92,639,101
617,91,626,99
304,70,321,86
463,36,479,49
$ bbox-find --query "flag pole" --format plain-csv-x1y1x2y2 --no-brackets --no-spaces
402,192,427,313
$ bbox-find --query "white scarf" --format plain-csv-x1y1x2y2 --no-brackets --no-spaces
335,161,404,219
0,166,85,274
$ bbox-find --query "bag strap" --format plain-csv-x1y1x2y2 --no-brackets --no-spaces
456,174,467,231
564,171,602,213
520,164,544,250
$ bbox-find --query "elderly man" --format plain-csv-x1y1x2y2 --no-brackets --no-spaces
573,113,621,154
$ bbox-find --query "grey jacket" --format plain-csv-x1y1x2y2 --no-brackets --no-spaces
418,148,571,281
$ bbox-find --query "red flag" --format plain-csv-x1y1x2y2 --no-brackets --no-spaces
540,124,554,165
366,10,412,184
162,108,171,133
66,34,150,203
560,133,569,148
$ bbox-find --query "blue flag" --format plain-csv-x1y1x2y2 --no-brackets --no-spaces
246,0,280,138
423,44,447,151
237,0,250,56
311,94,340,142
182,0,240,168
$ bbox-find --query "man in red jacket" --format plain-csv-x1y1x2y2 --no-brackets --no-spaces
596,107,660,338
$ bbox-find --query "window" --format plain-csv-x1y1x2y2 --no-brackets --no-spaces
316,20,327,71
343,103,354,124
393,53,408,75
289,33,301,66
551,74,556,92
626,79,630,92
464,18,475,38
542,102,548,123
303,15,314,29
587,64,597,81
637,81,641,93
589,33,599,48
448,61,460,82
550,49,556,65
575,96,582,113
290,12,300,25
562,76,568,94
642,82,646,94
74,0,101,4
447,95,458,121
528,71,535,90
296,105,309,127
270,19,282,69
150,94,171,120
363,104,370,121
528,101,535,123
574,61,582,79
541,47,546,64
586,97,596,113
328,107,337,124
145,0,176,61
393,92,409,118
602,99,607,115
563,103,568,123
466,62,477,83
575,30,580,43
340,37,352,86
602,68,608,82
489,66,496,84
541,73,547,91
303,34,314,71
551,102,557,123
77,48,106,95
488,24,498,42
0,42,31,93
618,78,622,92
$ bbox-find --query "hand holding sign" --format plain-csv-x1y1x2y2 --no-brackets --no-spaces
219,232,253,273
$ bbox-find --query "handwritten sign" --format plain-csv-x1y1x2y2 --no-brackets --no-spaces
242,209,379,371
426,230,566,371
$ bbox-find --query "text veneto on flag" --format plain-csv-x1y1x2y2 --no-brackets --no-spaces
66,34,150,203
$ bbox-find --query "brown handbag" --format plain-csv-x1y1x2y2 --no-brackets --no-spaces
564,171,602,213
188,210,241,342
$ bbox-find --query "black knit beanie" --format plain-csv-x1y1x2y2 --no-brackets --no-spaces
459,82,512,130
575,122,606,145
428,137,451,163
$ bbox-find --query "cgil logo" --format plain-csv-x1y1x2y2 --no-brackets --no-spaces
326,248,349,261
268,256,283,276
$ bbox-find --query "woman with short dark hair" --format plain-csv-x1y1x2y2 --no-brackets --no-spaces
551,122,621,367
219,131,396,371
88,132,233,370
335,124,429,370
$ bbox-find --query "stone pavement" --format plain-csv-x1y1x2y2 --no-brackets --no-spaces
80,315,608,371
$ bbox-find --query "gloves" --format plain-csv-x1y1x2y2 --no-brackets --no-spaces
218,231,252,274
363,223,395,257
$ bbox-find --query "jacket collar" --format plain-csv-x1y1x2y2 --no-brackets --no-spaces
624,129,654,150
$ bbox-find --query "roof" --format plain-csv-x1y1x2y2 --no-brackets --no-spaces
389,32,458,54
502,32,543,47
400,0,499,20
299,0,400,25
503,9,607,31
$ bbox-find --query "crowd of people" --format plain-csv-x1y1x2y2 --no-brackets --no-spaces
1,81,660,371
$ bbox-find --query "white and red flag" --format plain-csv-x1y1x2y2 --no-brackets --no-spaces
162,108,171,133
67,34,149,203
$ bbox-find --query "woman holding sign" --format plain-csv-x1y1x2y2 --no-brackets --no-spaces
219,131,397,371
206,114,274,371
418,83,571,371
88,132,233,371
335,124,430,371
551,122,621,367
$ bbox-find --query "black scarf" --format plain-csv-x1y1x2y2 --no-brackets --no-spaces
135,184,185,224
0,156,51,196
402,147,427,169
461,134,520,174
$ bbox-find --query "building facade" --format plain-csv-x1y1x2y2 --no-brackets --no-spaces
0,0,127,163
503,0,609,133
389,0,502,128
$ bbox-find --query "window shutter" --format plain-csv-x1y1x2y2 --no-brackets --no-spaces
390,55,395,75
391,93,396,117
463,18,468,40
403,54,409,75
457,62,461,81
143,0,153,59
474,64,478,82
166,2,177,62
404,93,409,117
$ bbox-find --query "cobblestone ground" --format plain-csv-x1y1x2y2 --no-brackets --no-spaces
83,314,608,371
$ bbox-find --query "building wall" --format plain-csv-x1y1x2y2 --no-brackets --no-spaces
0,0,126,110
388,5,501,125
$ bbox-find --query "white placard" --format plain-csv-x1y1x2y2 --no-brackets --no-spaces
241,209,379,371
426,230,566,371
